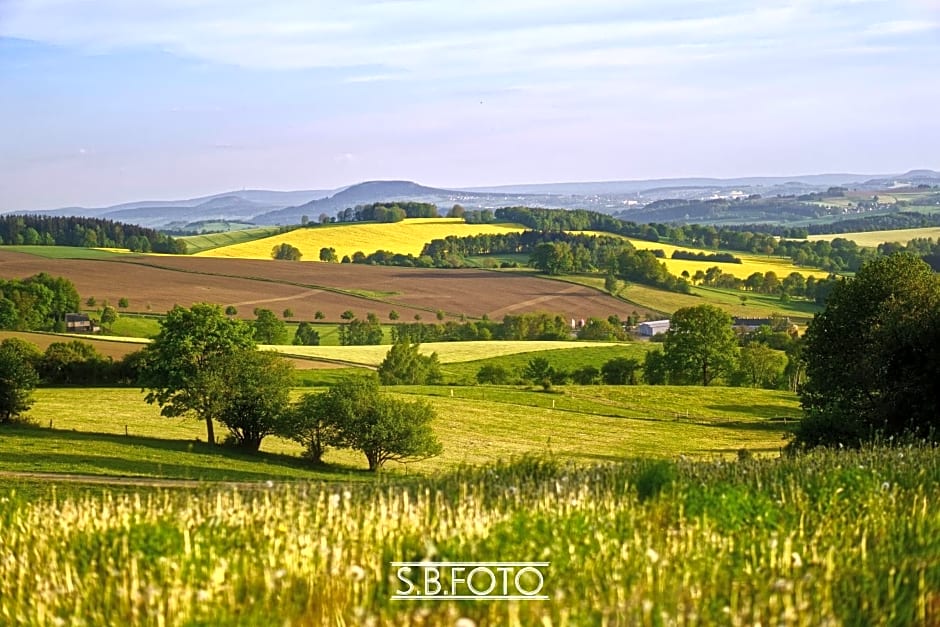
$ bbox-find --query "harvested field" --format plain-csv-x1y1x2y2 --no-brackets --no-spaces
0,250,651,322
0,331,144,360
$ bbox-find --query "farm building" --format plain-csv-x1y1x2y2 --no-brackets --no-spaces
65,313,100,334
637,320,670,337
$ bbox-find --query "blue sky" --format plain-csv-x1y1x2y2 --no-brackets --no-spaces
1,0,939,210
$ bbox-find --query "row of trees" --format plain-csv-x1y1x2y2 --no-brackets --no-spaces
135,304,441,469
333,202,438,224
690,267,837,303
0,215,185,253
391,312,575,343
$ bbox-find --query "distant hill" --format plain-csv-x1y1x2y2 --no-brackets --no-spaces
252,180,509,225
6,171,938,230
11,189,332,229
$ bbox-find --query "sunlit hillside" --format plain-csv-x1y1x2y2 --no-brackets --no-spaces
195,218,526,260
806,226,940,248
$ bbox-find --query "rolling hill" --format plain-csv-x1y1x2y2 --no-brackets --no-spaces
6,171,938,230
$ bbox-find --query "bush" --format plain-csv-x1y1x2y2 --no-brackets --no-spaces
601,357,641,385
272,243,302,261
476,364,512,385
377,342,442,385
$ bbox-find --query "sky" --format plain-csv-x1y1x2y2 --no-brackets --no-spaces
1,0,939,210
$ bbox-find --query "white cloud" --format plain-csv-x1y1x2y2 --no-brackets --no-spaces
3,0,928,78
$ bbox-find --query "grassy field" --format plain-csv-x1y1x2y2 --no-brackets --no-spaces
438,344,653,383
1,383,797,483
106,314,163,338
267,340,620,367
0,447,935,624
1,245,131,260
806,226,940,247
176,226,287,254
195,218,526,261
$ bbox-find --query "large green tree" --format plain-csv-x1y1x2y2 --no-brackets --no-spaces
319,376,443,471
734,343,786,389
293,321,321,346
214,350,294,452
0,340,39,423
285,392,339,463
796,254,940,447
253,307,288,344
663,305,738,386
139,303,256,444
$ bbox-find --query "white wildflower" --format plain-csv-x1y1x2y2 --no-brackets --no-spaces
348,565,366,582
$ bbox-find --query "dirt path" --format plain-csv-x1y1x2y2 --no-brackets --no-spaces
0,470,280,489
487,284,584,318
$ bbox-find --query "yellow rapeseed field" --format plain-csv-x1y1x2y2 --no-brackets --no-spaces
806,227,940,248
580,232,829,279
264,340,619,366
196,218,526,260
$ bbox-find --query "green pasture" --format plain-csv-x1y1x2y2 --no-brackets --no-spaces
1,384,797,482
2,245,130,259
438,344,653,383
176,226,287,254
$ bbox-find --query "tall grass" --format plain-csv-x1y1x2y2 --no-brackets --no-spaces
0,446,936,625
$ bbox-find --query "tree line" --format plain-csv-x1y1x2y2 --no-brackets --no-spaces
0,273,80,331
0,215,185,253
332,202,438,224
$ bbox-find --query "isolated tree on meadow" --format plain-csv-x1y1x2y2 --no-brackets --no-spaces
796,254,940,447
319,247,338,263
663,305,738,386
138,303,255,444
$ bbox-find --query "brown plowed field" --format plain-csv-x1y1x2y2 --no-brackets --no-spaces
0,250,654,322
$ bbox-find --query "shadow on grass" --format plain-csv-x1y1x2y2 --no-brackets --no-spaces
707,419,799,433
705,404,801,419
0,423,371,482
